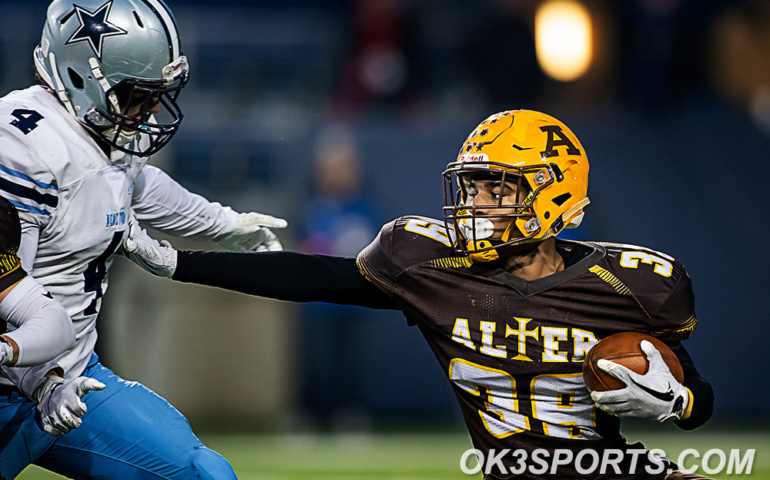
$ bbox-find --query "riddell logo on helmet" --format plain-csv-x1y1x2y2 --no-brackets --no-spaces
459,154,489,164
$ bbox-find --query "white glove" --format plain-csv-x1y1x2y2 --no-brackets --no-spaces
122,214,178,278
33,375,106,436
216,212,287,252
0,338,13,366
590,340,690,422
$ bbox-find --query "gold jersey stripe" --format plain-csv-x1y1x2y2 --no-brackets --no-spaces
356,255,390,293
0,252,20,278
679,314,698,330
656,315,698,341
588,265,630,295
430,256,473,269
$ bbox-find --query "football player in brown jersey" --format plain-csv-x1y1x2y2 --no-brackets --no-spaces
124,110,715,480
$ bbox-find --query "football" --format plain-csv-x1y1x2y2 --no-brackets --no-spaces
582,332,683,392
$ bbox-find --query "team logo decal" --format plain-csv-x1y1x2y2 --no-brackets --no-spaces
66,1,128,59
459,153,489,164
539,125,581,158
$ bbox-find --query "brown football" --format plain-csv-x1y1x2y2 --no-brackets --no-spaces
582,332,683,392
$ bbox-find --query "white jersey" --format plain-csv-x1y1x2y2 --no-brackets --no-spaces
0,86,238,380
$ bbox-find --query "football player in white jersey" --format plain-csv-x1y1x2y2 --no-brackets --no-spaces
0,0,286,478
0,194,106,439
0,196,74,369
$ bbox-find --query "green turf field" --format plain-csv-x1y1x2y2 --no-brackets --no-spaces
16,427,768,479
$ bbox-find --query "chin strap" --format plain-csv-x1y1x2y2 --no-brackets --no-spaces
464,196,591,261
46,52,76,117
466,220,516,262
536,197,592,241
562,197,591,229
88,57,141,155
468,239,502,262
89,58,120,114
500,222,515,242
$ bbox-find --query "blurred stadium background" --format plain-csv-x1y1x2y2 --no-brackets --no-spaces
2,0,769,477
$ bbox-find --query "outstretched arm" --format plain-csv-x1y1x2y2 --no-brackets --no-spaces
132,166,286,252
173,250,397,310
120,216,396,309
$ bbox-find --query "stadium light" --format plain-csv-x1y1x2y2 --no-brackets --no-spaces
535,0,593,82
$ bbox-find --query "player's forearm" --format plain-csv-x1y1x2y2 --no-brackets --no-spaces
1,361,64,399
672,343,714,430
173,250,398,309
0,277,75,366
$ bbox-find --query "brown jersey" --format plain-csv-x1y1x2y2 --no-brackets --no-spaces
0,195,26,334
357,216,697,479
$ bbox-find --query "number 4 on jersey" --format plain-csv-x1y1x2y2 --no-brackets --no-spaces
10,109,44,135
84,232,123,316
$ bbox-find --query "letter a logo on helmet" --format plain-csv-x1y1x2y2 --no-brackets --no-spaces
443,110,590,258
539,125,581,158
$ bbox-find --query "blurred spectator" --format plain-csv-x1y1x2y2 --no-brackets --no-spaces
331,0,425,117
297,126,383,429
300,127,381,257
709,0,770,134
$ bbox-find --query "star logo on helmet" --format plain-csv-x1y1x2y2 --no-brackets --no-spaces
66,1,127,60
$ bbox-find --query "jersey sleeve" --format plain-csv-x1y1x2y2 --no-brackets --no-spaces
173,250,397,309
602,243,698,341
0,196,28,292
131,165,236,239
0,276,75,366
650,268,698,341
357,216,457,297
356,219,399,296
0,126,59,229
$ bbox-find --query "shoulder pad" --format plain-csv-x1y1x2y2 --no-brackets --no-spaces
0,87,104,221
357,216,458,293
596,242,697,340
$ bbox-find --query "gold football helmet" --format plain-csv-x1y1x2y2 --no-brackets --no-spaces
443,110,590,259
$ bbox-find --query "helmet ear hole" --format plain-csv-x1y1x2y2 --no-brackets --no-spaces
60,10,75,26
68,68,84,90
552,193,572,207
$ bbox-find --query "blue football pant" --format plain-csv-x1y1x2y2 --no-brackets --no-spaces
0,356,237,479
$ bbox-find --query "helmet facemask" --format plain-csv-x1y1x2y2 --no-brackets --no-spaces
443,162,550,259
85,61,188,157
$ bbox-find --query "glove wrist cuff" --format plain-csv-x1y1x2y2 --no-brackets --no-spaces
681,387,694,420
31,374,63,404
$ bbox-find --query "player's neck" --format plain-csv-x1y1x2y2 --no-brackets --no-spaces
500,238,564,281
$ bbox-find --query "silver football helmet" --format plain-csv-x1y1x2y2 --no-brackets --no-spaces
34,0,189,157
